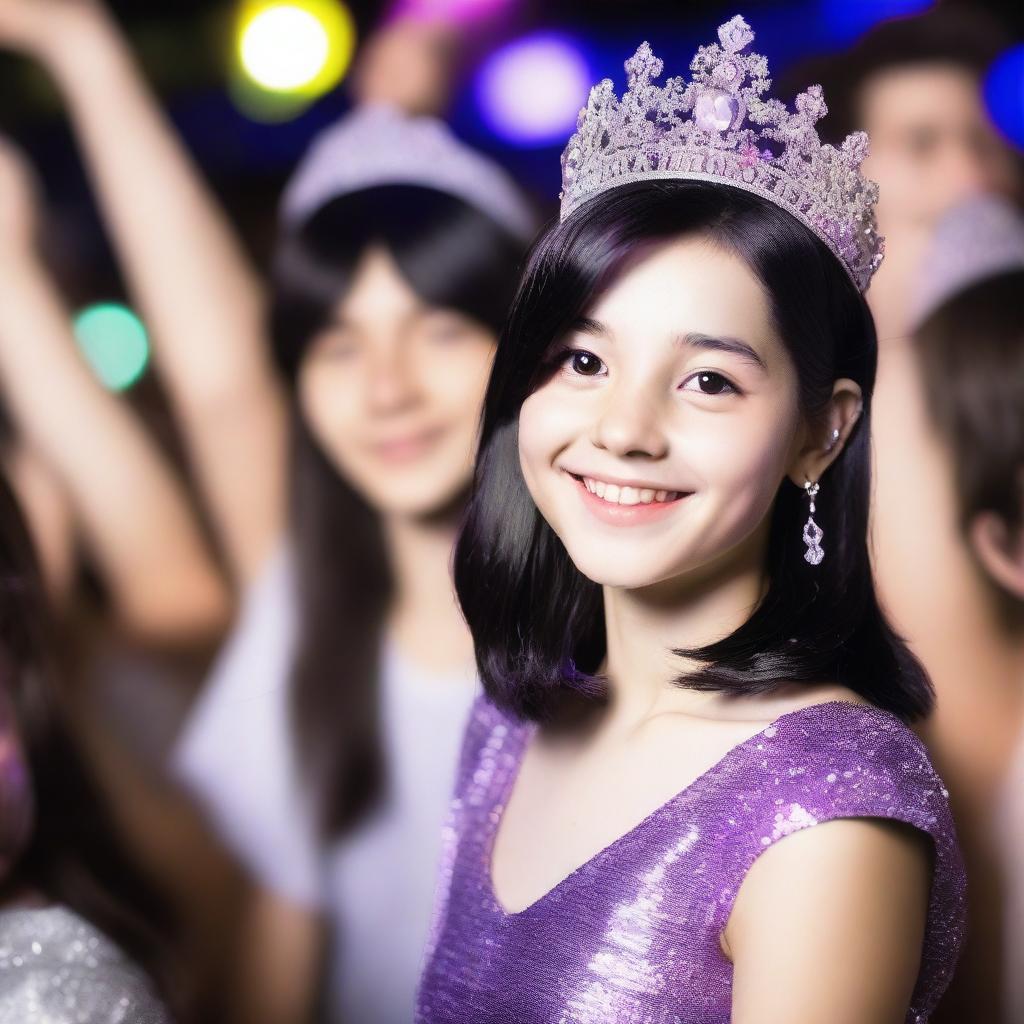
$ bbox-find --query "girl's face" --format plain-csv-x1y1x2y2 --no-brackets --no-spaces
299,245,496,518
518,236,807,592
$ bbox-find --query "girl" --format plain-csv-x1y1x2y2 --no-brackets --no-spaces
0,462,175,1022
417,18,966,1023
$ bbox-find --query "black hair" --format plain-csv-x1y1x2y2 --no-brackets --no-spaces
270,184,527,837
454,179,933,724
915,269,1024,611
0,469,182,1014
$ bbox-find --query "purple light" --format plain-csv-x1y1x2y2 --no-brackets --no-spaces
477,33,590,145
390,0,514,24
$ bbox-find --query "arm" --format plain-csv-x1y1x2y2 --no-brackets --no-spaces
725,817,932,1023
0,141,230,644
0,0,287,587
227,888,326,1024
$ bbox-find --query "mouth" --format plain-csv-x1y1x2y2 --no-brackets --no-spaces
370,426,446,463
565,471,691,523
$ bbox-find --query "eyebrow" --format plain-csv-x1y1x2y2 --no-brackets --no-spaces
677,332,767,371
569,318,767,372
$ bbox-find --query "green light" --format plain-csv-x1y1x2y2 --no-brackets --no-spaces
73,303,150,391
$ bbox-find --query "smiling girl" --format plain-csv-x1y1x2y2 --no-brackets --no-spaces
416,18,966,1024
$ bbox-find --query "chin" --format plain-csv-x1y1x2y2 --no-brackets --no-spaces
562,546,686,592
367,475,470,521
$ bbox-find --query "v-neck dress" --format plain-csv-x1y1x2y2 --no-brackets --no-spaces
415,694,967,1023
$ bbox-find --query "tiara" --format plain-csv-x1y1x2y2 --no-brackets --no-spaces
281,104,537,242
559,15,884,292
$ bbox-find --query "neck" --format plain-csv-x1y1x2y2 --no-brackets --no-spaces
383,508,475,673
600,525,770,728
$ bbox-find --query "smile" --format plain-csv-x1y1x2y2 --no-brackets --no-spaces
567,471,691,525
579,475,683,506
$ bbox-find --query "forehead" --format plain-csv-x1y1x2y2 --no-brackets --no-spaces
587,235,777,349
332,244,423,324
858,63,986,134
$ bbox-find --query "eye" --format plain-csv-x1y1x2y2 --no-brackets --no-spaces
679,370,739,396
562,349,605,377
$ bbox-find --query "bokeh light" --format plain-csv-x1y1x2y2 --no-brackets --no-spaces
819,0,934,45
476,33,590,146
390,0,515,24
984,44,1024,151
231,0,356,121
73,303,150,392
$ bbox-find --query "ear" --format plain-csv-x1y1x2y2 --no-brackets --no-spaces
786,378,863,489
968,511,1024,601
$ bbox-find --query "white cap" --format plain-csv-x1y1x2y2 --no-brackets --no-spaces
280,103,538,242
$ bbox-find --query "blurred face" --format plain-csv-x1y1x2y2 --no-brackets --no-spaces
298,245,496,518
518,237,806,592
860,64,1019,233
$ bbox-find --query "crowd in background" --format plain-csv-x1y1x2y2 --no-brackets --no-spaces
0,0,1020,1021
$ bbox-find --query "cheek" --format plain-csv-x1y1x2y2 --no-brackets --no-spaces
427,340,495,419
517,386,578,495
297,360,360,462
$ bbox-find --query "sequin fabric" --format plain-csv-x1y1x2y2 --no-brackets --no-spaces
416,696,967,1023
0,906,171,1024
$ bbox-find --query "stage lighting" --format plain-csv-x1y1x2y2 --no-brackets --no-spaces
73,303,150,392
476,33,590,146
984,44,1024,150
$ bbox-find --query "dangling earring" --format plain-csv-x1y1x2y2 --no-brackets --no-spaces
802,479,824,565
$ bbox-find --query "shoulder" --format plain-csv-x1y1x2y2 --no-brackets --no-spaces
724,699,967,1018
726,814,933,1022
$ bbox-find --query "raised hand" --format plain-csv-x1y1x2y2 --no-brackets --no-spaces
0,136,40,259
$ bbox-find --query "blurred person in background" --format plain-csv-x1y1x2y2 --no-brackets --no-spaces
0,2,536,1021
0,120,243,1022
879,196,1024,1023
0,453,177,1017
799,7,1024,1020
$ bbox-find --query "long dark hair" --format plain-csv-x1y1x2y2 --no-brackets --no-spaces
0,470,181,1011
270,184,527,837
454,180,933,724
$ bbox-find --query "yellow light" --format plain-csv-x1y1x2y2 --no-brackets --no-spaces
234,0,355,101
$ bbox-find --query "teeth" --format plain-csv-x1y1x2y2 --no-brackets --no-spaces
581,477,682,506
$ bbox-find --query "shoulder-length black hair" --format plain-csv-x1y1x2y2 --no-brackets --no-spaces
270,184,528,837
454,180,933,725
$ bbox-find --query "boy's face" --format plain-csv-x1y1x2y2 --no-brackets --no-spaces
859,63,1019,235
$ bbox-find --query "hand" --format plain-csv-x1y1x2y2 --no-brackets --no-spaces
0,0,106,62
0,137,41,257
350,18,460,117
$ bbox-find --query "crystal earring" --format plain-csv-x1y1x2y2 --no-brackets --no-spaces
825,428,840,452
802,480,824,565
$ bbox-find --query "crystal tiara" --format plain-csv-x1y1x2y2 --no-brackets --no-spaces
559,15,885,292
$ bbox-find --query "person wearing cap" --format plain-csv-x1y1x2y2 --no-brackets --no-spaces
0,2,534,1021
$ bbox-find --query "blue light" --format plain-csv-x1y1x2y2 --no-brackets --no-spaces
984,44,1024,150
819,0,934,46
476,33,590,146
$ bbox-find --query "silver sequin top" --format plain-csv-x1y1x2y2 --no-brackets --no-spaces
0,905,171,1024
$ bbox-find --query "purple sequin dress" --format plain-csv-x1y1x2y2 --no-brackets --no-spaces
416,695,966,1023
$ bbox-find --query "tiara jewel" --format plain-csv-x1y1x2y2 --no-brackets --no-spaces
559,15,884,292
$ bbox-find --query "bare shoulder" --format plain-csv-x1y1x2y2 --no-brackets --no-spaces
726,816,932,1024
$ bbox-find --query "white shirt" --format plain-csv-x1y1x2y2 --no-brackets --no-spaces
173,545,478,1022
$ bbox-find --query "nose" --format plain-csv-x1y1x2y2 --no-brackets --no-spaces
366,338,420,414
591,379,670,460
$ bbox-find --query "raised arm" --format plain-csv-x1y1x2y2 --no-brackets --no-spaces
0,139,229,644
0,0,287,587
